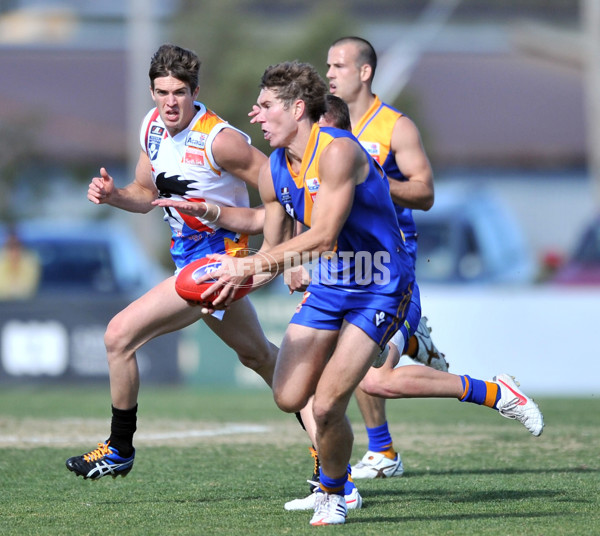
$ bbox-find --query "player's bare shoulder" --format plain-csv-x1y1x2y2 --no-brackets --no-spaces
321,136,369,185
211,127,252,163
324,135,365,164
212,126,266,188
391,114,425,149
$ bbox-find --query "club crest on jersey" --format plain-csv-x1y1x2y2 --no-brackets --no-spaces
281,187,295,218
306,177,320,202
374,311,386,327
148,134,163,161
186,131,208,150
361,141,381,164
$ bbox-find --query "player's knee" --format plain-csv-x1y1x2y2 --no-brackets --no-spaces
104,315,134,359
237,346,275,372
273,386,305,413
272,374,311,412
360,369,405,398
312,397,345,429
360,368,388,397
359,374,380,396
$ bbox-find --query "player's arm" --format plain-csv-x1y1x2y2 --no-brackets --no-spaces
152,197,266,235
197,161,291,305
211,127,267,190
202,144,362,306
88,150,158,213
218,205,265,234
387,115,434,211
257,138,362,271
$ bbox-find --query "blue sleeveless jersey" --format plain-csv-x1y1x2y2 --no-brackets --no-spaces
269,125,413,296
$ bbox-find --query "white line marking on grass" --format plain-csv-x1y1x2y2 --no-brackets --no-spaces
138,424,269,440
0,423,270,445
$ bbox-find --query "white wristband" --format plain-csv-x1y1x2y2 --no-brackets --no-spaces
199,202,209,219
205,204,221,223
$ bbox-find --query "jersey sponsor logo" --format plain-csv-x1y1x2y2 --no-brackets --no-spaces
281,187,295,218
150,125,165,136
306,177,320,202
186,131,208,149
183,146,205,166
148,134,163,161
360,141,381,163
374,311,386,327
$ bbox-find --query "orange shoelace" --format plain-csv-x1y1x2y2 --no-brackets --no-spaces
309,446,320,475
83,442,111,462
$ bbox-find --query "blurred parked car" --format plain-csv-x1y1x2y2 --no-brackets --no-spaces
0,219,167,298
413,183,536,284
0,219,178,384
551,214,600,285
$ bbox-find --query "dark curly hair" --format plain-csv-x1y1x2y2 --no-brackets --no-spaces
260,61,327,123
149,44,201,91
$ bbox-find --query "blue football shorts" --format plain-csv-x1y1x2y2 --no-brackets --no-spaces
172,228,248,275
290,282,413,350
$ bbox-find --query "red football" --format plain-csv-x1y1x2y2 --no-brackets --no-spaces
175,257,253,305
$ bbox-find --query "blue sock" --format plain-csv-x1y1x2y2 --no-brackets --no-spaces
319,468,347,495
366,422,393,452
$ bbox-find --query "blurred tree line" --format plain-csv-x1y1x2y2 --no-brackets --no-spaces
172,0,356,157
168,0,428,208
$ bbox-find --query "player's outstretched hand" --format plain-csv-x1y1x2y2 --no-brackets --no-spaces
153,198,210,218
87,167,115,205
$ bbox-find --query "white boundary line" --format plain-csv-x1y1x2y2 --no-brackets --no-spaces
138,424,269,440
0,423,270,445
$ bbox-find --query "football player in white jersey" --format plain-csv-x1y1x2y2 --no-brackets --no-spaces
66,44,278,480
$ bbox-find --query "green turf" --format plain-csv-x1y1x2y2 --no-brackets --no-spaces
0,385,598,535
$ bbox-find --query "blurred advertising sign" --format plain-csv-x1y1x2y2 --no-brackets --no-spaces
0,296,180,383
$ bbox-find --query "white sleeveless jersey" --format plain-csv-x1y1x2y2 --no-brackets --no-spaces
140,102,250,234
139,102,251,269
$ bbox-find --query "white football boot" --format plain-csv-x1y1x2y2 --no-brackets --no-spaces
309,493,347,526
411,316,449,371
351,450,404,479
284,480,362,511
493,374,544,436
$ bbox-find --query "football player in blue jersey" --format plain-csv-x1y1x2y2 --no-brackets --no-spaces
201,60,415,526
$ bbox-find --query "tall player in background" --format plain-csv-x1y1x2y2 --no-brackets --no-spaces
323,36,448,480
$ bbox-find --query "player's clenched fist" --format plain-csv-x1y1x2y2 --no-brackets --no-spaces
87,167,114,204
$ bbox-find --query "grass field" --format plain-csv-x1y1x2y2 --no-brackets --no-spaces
0,384,598,535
